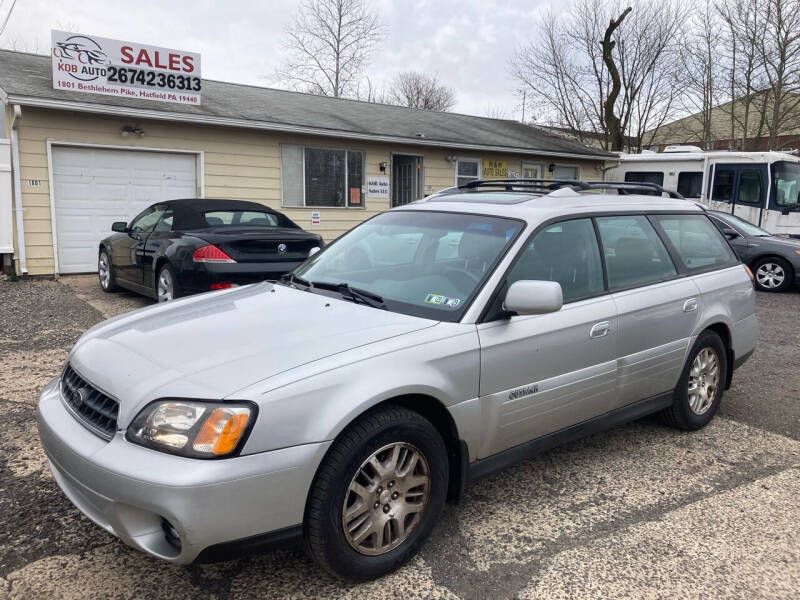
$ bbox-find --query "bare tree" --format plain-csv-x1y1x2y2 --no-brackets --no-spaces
510,0,685,152
484,104,508,119
387,71,456,111
274,0,386,98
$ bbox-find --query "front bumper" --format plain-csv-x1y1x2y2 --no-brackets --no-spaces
37,377,330,564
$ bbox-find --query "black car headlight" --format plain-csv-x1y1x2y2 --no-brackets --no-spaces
126,400,256,458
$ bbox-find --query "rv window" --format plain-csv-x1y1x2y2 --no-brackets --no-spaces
737,172,763,204
677,172,703,198
624,171,664,195
712,170,735,201
772,161,800,206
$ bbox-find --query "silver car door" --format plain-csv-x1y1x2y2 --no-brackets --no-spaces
475,218,618,459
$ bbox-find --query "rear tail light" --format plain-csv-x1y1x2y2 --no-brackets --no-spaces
744,264,755,288
209,283,234,290
193,245,235,263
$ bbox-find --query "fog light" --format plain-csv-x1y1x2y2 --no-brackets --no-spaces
161,517,181,551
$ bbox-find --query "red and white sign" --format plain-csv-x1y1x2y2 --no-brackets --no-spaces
51,30,201,105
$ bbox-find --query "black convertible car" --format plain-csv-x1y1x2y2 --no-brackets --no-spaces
98,199,323,301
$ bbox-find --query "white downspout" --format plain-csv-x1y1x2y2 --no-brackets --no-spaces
10,104,26,274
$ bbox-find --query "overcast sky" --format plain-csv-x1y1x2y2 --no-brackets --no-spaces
0,0,550,117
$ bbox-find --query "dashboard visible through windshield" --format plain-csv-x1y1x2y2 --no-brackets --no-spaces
290,211,524,321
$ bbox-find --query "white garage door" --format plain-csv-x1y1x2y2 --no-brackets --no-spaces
52,146,198,273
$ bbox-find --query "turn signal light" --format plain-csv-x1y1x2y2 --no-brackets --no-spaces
192,245,235,263
744,264,755,288
192,408,250,455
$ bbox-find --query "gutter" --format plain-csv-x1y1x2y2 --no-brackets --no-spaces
10,104,26,273
6,95,614,162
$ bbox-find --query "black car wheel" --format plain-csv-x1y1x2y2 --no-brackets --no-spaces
98,250,120,292
660,330,727,431
156,264,182,302
752,256,793,292
304,404,448,581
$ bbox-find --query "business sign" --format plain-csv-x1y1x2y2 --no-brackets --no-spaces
482,160,508,178
51,30,201,105
367,176,390,199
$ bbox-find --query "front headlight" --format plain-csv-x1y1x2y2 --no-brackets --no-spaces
126,400,256,458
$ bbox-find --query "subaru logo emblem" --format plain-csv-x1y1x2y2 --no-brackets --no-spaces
71,388,85,407
278,243,288,254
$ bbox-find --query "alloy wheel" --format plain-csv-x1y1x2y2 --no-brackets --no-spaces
157,269,174,302
342,442,430,556
98,253,110,289
755,262,785,289
688,347,720,415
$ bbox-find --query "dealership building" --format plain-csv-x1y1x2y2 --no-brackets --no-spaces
0,47,612,276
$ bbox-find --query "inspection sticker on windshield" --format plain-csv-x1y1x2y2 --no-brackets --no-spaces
425,293,461,308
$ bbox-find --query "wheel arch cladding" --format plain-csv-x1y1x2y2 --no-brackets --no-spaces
704,322,734,390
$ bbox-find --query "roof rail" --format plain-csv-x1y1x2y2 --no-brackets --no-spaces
447,178,685,199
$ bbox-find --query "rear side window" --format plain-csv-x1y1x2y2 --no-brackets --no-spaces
596,215,677,290
651,215,739,271
506,218,604,303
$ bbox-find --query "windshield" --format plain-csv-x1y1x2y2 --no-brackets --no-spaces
715,212,771,237
292,210,524,321
771,161,800,207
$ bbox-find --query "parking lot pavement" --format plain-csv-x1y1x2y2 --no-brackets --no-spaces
1,276,798,600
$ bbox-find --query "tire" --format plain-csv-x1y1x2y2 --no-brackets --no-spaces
304,404,448,581
98,250,120,292
660,330,727,431
751,256,794,292
156,263,182,302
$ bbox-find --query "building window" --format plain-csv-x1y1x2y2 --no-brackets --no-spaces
522,162,544,179
677,172,703,198
456,159,480,187
552,165,579,180
280,144,365,208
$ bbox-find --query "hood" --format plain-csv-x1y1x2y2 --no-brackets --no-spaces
68,283,436,425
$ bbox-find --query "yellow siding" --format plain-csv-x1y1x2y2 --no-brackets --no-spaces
12,107,605,275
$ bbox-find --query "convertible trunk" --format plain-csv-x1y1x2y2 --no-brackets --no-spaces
193,227,322,264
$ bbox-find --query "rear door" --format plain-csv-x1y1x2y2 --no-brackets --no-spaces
476,218,617,459
709,163,768,226
595,215,700,406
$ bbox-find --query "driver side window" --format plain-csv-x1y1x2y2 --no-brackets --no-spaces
130,206,167,233
506,218,604,304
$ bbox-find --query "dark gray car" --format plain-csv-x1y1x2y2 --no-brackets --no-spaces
708,210,800,292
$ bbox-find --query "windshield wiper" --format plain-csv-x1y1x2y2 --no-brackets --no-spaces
277,273,311,288
310,281,387,309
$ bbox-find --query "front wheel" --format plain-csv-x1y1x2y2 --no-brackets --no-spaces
304,404,448,581
752,256,793,292
98,250,119,292
660,330,727,430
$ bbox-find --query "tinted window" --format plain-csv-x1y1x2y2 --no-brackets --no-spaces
204,210,279,227
625,171,664,196
677,172,703,198
712,169,734,200
653,215,739,271
130,206,166,233
507,218,604,303
772,161,800,206
153,210,174,232
737,171,763,204
596,215,677,290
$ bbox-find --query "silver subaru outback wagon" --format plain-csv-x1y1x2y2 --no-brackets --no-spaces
37,180,758,581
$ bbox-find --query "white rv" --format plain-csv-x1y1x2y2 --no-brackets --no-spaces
606,146,800,237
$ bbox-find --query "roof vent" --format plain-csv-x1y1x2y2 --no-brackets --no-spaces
663,145,703,153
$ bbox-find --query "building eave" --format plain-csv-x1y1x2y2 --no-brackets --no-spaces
7,94,613,162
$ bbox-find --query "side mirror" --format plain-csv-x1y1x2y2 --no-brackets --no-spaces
721,227,739,240
503,280,563,316
112,221,128,233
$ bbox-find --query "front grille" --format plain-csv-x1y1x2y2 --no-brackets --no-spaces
61,364,119,440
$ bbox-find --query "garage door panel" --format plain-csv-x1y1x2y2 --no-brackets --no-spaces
52,147,197,274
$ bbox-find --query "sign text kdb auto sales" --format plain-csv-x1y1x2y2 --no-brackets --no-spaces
51,31,201,105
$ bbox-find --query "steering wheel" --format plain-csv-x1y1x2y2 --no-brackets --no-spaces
443,268,480,293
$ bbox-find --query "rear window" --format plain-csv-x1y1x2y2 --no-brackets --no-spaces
651,215,739,272
204,210,280,227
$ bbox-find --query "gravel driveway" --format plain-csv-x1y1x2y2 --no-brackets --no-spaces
1,275,798,599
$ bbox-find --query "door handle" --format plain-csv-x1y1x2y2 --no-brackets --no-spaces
683,298,698,313
589,321,610,338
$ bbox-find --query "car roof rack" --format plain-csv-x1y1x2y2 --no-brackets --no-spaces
443,178,685,199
